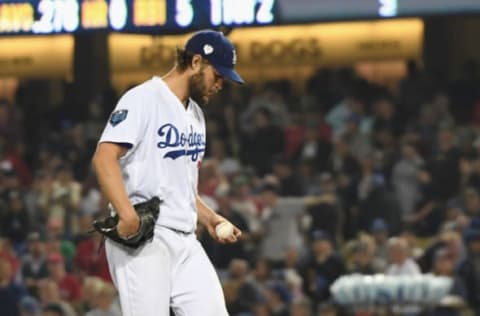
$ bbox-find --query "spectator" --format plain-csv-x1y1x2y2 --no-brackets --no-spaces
429,126,461,201
328,133,362,181
292,123,332,173
440,231,466,268
328,135,361,239
271,155,305,197
208,138,241,178
263,281,291,316
290,298,312,316
49,164,81,237
257,181,307,265
1,189,31,252
44,228,76,272
391,142,425,220
81,276,104,314
316,302,338,316
325,82,369,138
241,108,285,176
0,257,27,316
302,230,345,303
385,237,422,315
304,172,341,242
369,219,390,272
341,113,372,162
72,213,95,244
400,230,425,261
248,258,274,302
406,167,444,237
19,295,41,316
197,159,228,199
41,302,66,316
25,171,53,231
449,59,480,124
37,279,76,316
230,175,262,237
21,232,49,298
385,237,421,275
346,240,375,275
0,236,21,283
276,248,305,301
429,248,467,316
85,282,121,316
458,229,480,315
397,60,430,118
78,174,102,218
62,123,92,182
0,133,32,187
73,233,111,282
239,87,290,133
463,187,480,219
46,252,82,305
371,94,402,138
283,111,306,160
223,259,261,316
357,156,402,235
441,199,469,233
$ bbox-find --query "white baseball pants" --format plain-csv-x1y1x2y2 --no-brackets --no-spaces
105,226,229,316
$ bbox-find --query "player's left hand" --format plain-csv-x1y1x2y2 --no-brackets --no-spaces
207,215,242,244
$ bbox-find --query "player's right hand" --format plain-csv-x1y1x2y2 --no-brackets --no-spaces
117,214,140,238
92,197,161,249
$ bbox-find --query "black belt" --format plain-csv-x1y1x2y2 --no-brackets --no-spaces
164,226,191,235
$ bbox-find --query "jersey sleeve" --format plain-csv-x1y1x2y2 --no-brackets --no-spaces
99,88,148,149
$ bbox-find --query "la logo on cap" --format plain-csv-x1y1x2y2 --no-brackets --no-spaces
203,44,214,55
232,49,237,65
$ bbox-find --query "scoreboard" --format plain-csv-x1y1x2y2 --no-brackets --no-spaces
0,0,276,35
0,0,479,35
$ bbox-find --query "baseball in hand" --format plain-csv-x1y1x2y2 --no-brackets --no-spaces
215,221,234,239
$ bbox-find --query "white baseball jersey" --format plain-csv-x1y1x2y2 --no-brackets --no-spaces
99,76,206,233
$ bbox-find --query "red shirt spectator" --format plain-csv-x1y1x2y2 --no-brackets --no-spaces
74,235,112,282
0,239,20,276
57,273,82,302
284,124,305,159
47,252,82,303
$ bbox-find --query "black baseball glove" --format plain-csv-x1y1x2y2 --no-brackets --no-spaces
92,197,162,249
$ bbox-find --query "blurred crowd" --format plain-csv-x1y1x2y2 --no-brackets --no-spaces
1,59,480,316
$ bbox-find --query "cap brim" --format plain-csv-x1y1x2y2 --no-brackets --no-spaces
212,64,245,84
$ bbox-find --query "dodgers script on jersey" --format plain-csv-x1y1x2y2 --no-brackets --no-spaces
99,76,206,233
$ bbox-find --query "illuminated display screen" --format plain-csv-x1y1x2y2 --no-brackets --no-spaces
0,0,277,35
276,0,480,22
0,0,479,35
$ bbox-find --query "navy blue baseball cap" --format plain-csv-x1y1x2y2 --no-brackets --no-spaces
185,30,244,84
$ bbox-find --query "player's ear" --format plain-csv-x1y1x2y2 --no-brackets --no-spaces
191,54,203,72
